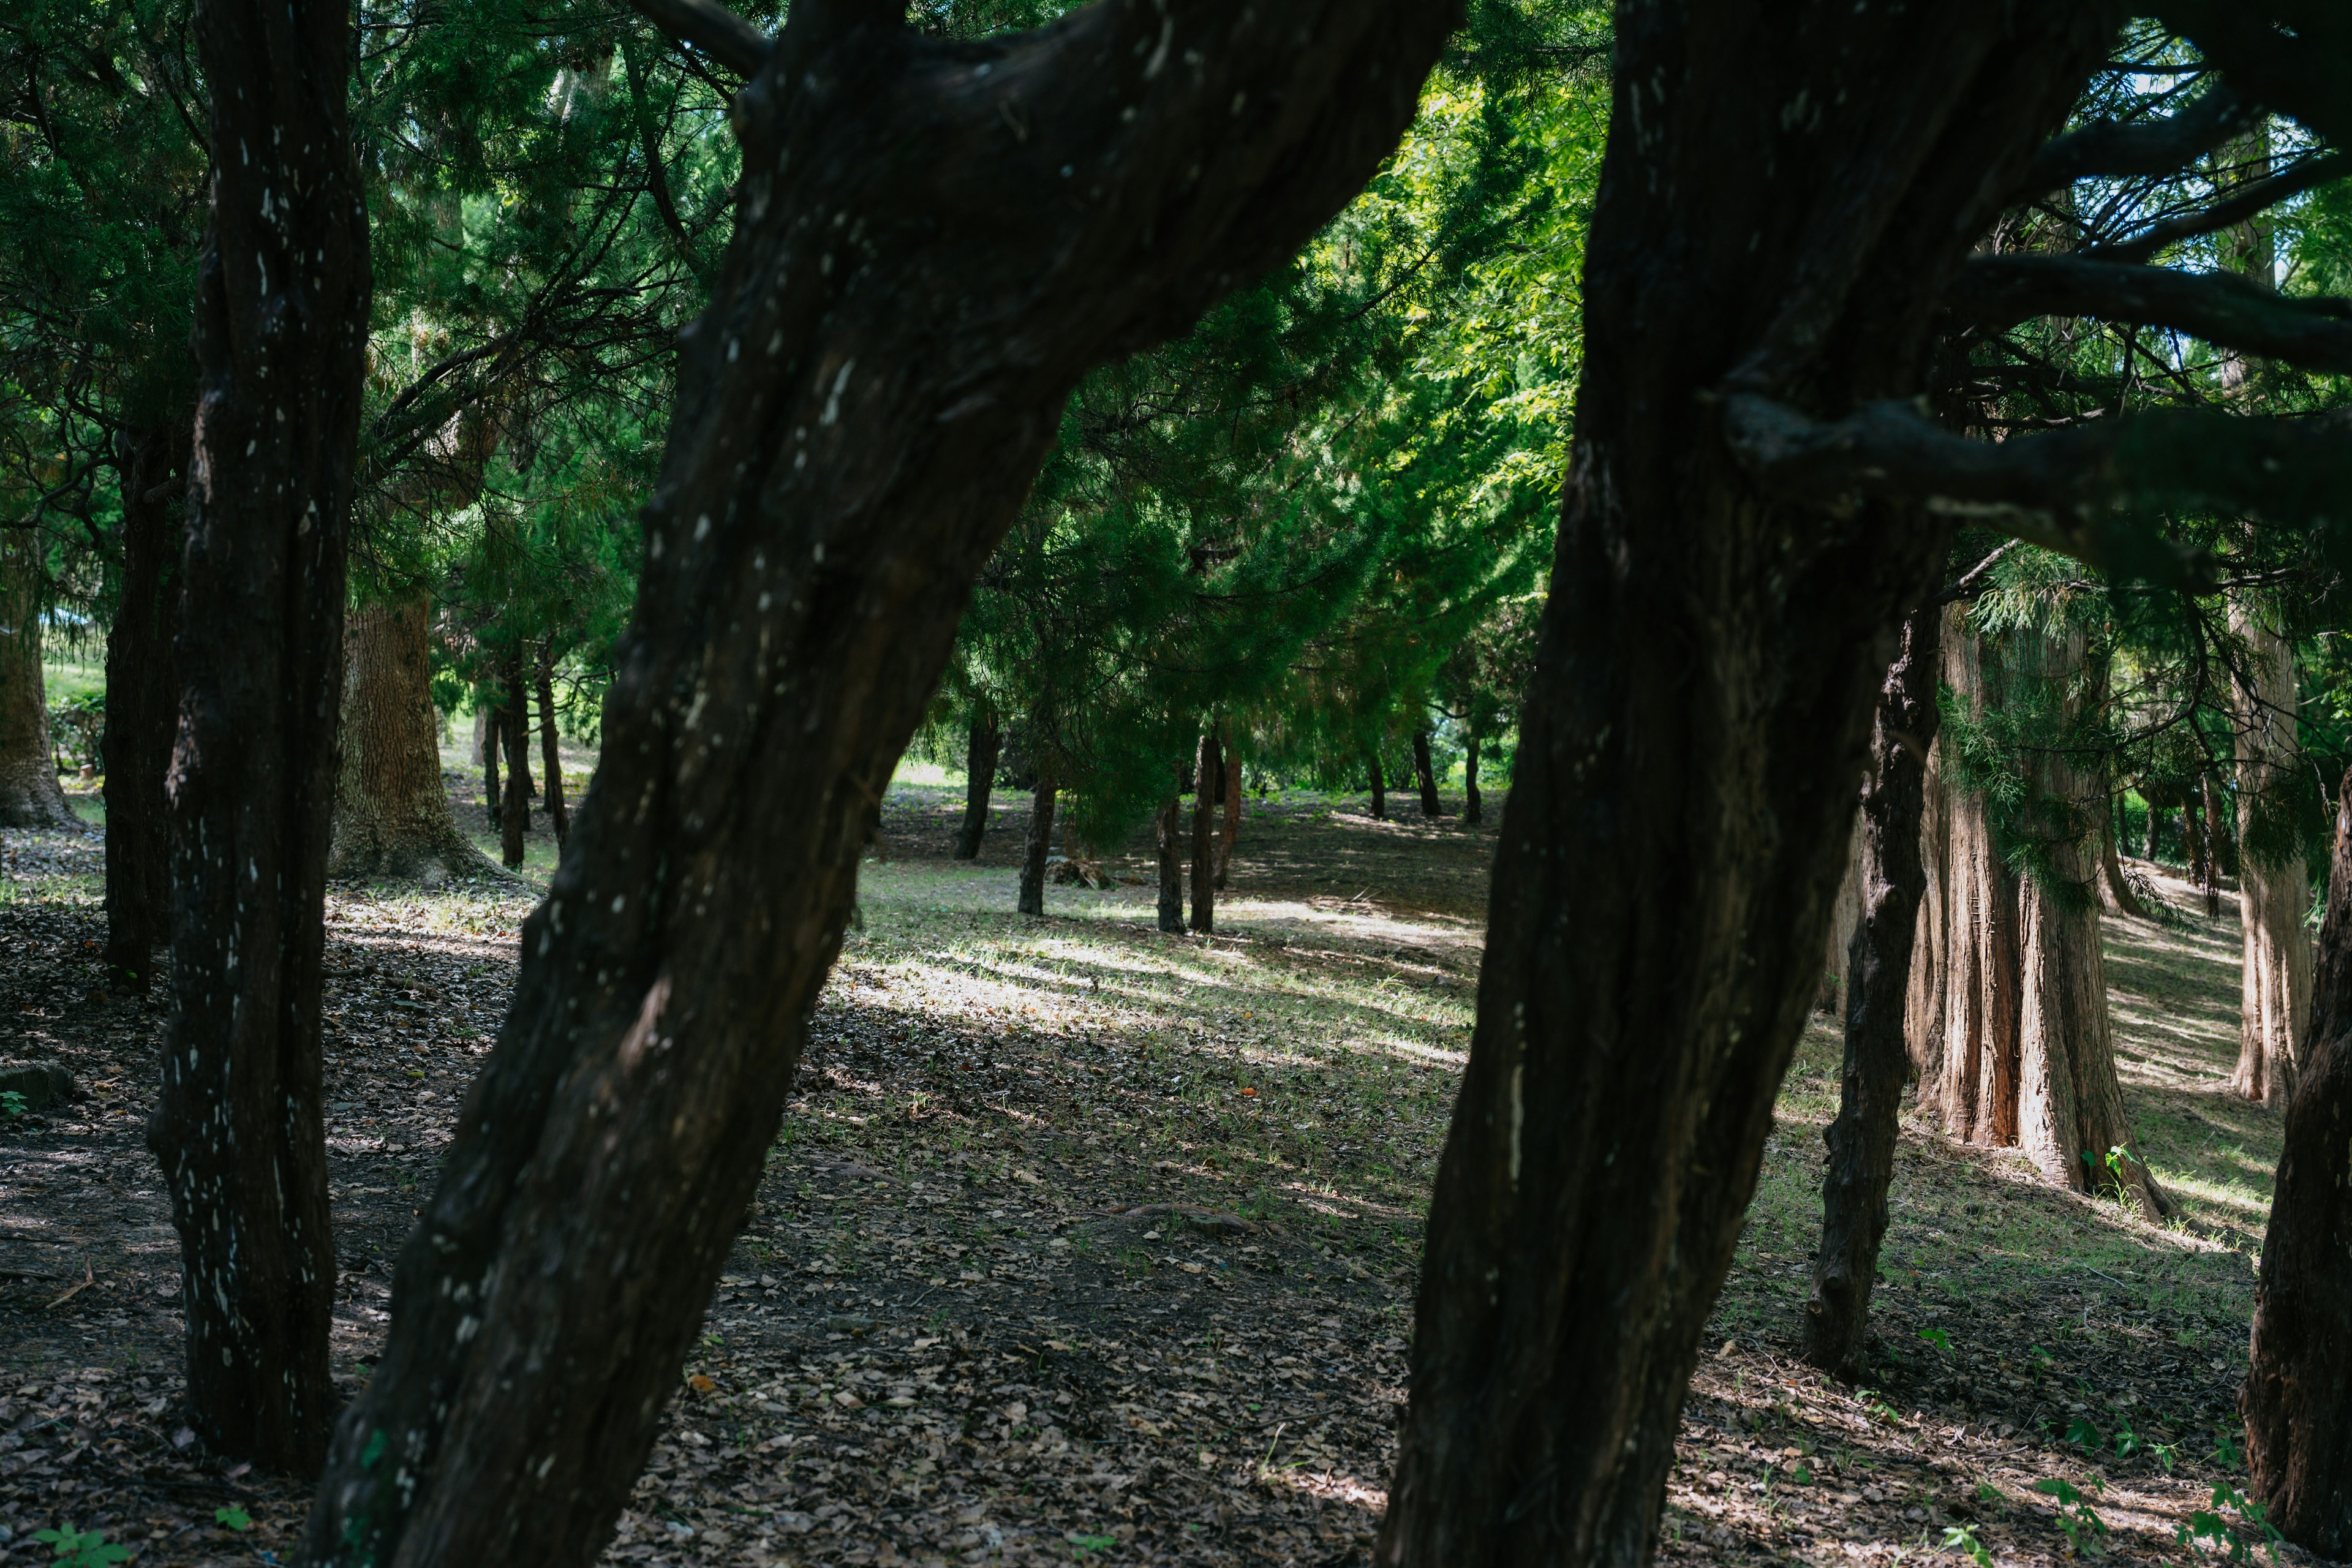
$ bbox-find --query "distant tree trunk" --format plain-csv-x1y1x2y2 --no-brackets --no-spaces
1816,821,1864,1015
1462,731,1483,826
1806,603,1942,1379
1017,772,1057,918
1904,719,1950,1087
478,694,502,830
1189,730,1219,934
330,600,485,881
499,663,531,867
103,419,189,989
954,711,1000,859
537,662,570,849
1215,741,1241,888
152,0,369,1476
2099,809,2149,918
2199,775,2223,917
0,524,77,829
1413,729,1443,816
2144,795,2163,860
1156,785,1185,933
2233,606,2310,1104
2244,764,2352,1555
1367,750,1387,821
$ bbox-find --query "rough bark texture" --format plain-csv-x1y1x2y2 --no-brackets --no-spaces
1215,743,1240,888
299,5,1449,1555
478,698,502,830
1816,820,1864,1016
954,712,999,859
1905,723,1951,1085
2231,602,2309,1104
499,663,531,867
1927,617,2022,1145
1017,773,1055,917
1413,728,1443,816
1463,732,1483,826
2202,774,2225,916
0,524,76,830
103,420,189,989
1804,603,1942,1381
1367,751,1386,821
2244,767,2352,1555
538,664,571,848
1374,7,2112,1562
329,600,486,882
152,0,371,1476
1189,730,1218,934
1156,791,1185,933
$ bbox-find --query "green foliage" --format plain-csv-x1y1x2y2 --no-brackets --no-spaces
2177,1482,2286,1563
1941,1523,1992,1567
33,1526,132,1568
0,1090,26,1118
47,692,104,772
213,1505,252,1531
2032,1476,2109,1556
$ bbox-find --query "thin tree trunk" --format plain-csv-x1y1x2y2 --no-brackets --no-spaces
1413,728,1442,816
538,662,570,849
0,524,77,829
1367,750,1386,821
103,420,189,989
152,0,370,1475
330,600,486,881
1904,725,1950,1088
500,662,531,867
2099,807,2149,918
297,4,1449,1557
2144,795,2162,860
1156,782,1185,933
2198,775,2222,916
1017,772,1056,918
1189,729,1219,934
1806,602,1943,1380
1463,731,1483,826
1376,8,2109,1556
2244,767,2352,1555
1215,740,1241,888
954,711,1000,860
2233,605,2310,1104
479,694,503,830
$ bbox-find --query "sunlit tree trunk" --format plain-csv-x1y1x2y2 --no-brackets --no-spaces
0,525,75,829
2232,602,2309,1104
1929,619,2022,1143
1905,721,1951,1085
1817,820,1863,1015
330,600,484,881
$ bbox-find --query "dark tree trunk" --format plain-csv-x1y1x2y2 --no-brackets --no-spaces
1804,603,1942,1381
2245,765,2352,1555
1462,731,1483,826
1017,772,1056,917
480,695,503,830
954,711,1000,860
538,663,570,849
0,523,77,830
1367,750,1387,821
2144,796,2163,860
1373,6,2107,1562
1414,729,1443,816
1215,739,1240,888
329,600,485,882
151,0,370,1476
103,420,189,990
1156,786,1186,933
500,663,532,867
1189,729,1219,934
2203,774,2226,914
2099,802,2149,919
298,2,1446,1558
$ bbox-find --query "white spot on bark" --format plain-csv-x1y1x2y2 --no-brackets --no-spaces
1509,1064,1523,1186
821,361,854,425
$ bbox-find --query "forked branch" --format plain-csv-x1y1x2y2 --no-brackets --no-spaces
625,0,771,77
2022,84,2258,193
1950,254,2352,376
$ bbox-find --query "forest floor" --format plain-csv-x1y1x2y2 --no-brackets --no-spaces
0,777,2316,1566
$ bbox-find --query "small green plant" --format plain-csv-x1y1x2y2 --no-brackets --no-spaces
1,1090,26,1118
34,1526,132,1568
2176,1482,2286,1563
214,1505,253,1530
1067,1531,1117,1560
2150,1439,2181,1474
2064,1415,2102,1450
2081,1145,2137,1206
1918,1326,1953,1355
1859,1387,1902,1424
1941,1523,1992,1567
2034,1476,2109,1556
2111,1421,2141,1460
2029,1344,2056,1374
2214,1430,2244,1470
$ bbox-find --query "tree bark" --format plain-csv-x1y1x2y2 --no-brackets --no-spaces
1189,729,1219,934
499,662,532,867
2098,806,2149,918
2201,774,2223,917
1413,728,1443,816
1905,722,1951,1087
1805,603,1943,1381
1463,731,1483,826
298,4,1448,1557
479,695,502,831
954,710,1000,859
1816,820,1864,1016
1017,772,1055,918
1215,740,1241,888
538,662,570,849
1367,750,1387,821
2232,603,2310,1104
151,0,370,1476
103,420,189,989
1156,786,1185,933
2244,767,2352,1555
1928,616,2024,1144
330,600,486,882
1374,6,2111,1561
0,524,77,829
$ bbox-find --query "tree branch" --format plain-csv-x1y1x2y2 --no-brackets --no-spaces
2084,152,2350,265
1950,253,2352,376
2156,0,2352,146
2023,85,2258,192
624,0,770,78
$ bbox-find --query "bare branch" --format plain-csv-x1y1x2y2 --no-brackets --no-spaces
624,0,770,78
1951,253,2352,375
2156,0,2352,146
2085,152,2350,265
2023,84,2258,192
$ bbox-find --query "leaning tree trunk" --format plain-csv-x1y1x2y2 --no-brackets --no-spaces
2231,602,2309,1105
1463,730,1483,826
298,4,1449,1558
1214,740,1241,888
1189,729,1219,934
0,524,76,829
1413,728,1443,816
1016,772,1056,917
103,419,190,989
954,710,1000,859
2244,766,2352,1555
1367,750,1387,821
1156,786,1185,933
329,600,489,882
1806,601,1943,1381
1373,6,2111,1562
537,663,570,848
499,662,531,867
2098,807,2149,919
152,0,370,1476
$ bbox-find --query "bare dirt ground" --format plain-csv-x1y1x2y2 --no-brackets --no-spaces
0,783,2316,1566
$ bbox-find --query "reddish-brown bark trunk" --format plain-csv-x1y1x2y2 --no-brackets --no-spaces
2232,602,2307,1104
151,0,371,1475
0,524,75,830
330,600,484,882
